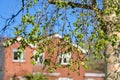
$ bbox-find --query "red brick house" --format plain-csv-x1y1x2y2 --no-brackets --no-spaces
0,41,34,80
0,34,105,80
0,34,87,80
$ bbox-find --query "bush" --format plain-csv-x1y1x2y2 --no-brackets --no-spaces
24,73,48,80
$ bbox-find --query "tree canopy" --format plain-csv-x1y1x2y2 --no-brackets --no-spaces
1,0,120,79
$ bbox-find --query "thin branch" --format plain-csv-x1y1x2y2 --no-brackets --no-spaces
0,0,25,32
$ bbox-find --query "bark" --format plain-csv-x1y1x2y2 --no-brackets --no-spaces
48,0,96,10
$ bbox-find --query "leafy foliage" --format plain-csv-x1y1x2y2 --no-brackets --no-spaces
4,0,120,79
24,73,48,80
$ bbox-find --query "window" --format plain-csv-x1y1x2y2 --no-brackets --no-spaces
59,52,71,65
58,77,73,80
13,49,25,62
34,51,44,64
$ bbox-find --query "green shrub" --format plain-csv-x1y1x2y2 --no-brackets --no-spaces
24,73,48,80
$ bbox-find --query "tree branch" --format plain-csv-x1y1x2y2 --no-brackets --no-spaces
0,0,25,32
49,0,97,10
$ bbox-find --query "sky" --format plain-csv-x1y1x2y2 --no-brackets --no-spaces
0,0,103,38
0,0,22,37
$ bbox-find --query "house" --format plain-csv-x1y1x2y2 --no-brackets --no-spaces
0,34,105,80
0,34,87,80
0,40,34,80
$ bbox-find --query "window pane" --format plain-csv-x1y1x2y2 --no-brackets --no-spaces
35,56,38,61
63,58,67,63
14,51,19,60
20,53,25,60
39,53,44,64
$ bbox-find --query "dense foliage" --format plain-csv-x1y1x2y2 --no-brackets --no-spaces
24,73,48,80
3,0,120,79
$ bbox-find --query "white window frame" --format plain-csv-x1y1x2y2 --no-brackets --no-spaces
13,49,25,62
85,78,95,80
59,52,71,65
58,77,73,80
34,51,44,64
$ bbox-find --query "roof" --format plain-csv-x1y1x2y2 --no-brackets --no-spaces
2,33,88,54
0,36,10,42
47,33,88,54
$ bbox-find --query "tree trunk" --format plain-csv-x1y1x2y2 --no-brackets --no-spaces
105,32,120,80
